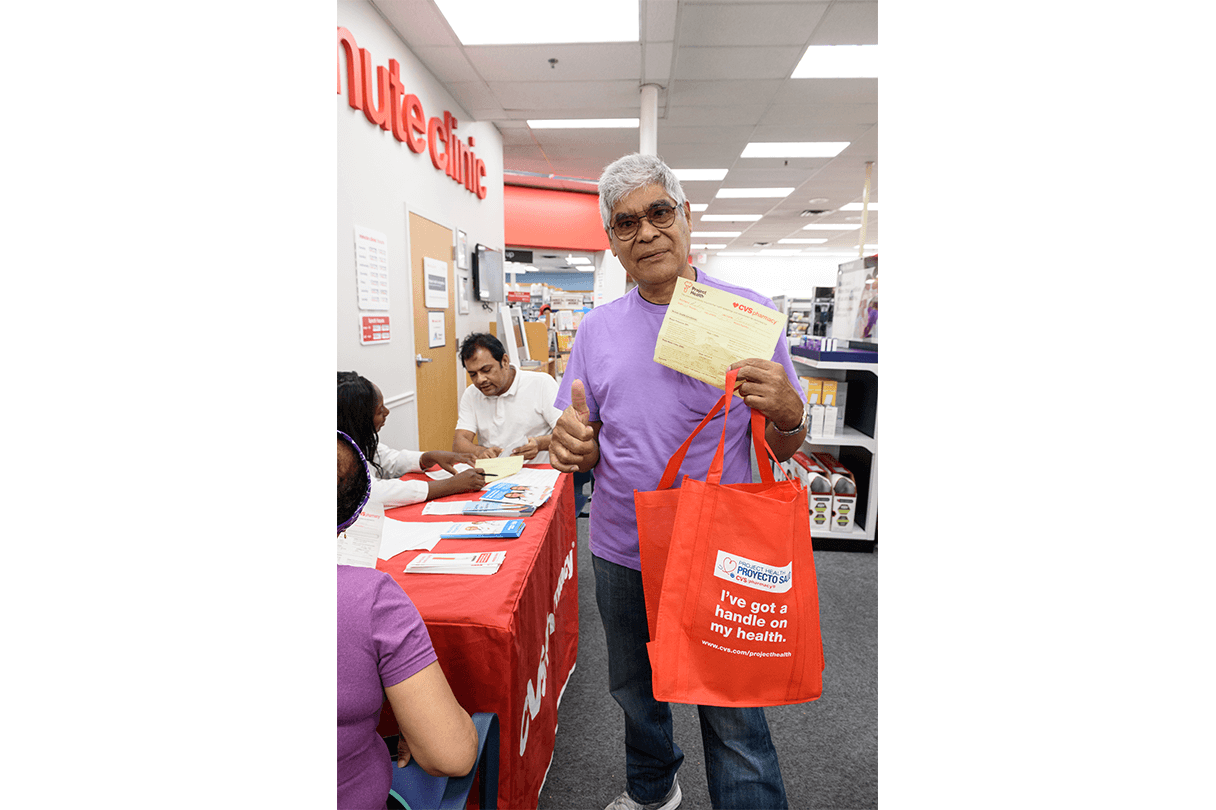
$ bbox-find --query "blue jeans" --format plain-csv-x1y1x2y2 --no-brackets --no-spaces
592,555,789,809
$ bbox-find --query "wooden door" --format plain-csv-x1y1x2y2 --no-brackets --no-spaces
409,212,459,451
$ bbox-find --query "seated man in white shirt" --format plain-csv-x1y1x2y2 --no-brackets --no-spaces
453,332,562,465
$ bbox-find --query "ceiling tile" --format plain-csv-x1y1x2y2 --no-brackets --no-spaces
644,41,674,83
673,46,804,80
371,0,460,49
644,0,679,41
808,1,878,45
667,79,783,106
662,104,769,127
491,80,642,109
757,103,878,127
770,78,878,106
677,2,830,46
465,43,640,81
411,46,481,83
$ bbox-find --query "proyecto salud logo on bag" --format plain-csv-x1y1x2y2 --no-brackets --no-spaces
713,550,792,593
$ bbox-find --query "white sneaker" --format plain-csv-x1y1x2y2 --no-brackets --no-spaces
603,777,681,810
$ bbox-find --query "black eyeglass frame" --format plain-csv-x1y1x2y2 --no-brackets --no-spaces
609,201,682,242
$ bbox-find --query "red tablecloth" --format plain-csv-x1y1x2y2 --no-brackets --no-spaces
375,466,579,810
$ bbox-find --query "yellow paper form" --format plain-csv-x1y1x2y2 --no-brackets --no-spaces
473,455,525,480
653,278,787,390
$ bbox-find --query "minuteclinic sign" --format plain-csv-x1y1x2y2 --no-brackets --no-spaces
337,27,489,201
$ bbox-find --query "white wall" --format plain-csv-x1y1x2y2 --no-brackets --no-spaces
698,255,846,301
337,0,504,452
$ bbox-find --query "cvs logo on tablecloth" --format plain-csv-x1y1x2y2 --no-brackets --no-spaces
520,547,576,755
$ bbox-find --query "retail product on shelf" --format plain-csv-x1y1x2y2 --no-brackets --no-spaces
786,452,834,530
811,453,857,532
791,338,877,364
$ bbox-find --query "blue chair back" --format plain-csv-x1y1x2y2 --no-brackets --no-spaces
388,712,499,810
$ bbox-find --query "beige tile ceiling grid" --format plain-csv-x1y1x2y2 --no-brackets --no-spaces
371,0,878,258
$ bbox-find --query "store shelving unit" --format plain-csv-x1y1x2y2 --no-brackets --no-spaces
793,355,878,552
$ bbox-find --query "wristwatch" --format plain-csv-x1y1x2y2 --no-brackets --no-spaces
771,406,809,436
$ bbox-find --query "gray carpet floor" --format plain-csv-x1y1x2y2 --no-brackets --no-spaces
537,513,878,810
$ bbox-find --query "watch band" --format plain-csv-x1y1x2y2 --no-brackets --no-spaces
771,407,809,436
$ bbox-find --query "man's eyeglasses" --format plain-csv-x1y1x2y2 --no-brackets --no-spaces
610,202,679,241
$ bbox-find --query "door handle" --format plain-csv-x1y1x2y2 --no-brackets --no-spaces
415,354,432,366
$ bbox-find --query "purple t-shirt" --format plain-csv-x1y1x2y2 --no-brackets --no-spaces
337,565,437,810
555,269,803,570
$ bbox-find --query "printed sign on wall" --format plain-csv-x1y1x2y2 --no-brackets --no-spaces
355,226,390,311
424,256,449,309
361,314,391,345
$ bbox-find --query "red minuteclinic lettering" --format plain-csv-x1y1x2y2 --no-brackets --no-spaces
337,27,488,201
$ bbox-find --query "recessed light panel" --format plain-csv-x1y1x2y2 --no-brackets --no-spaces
802,223,861,231
778,238,828,244
528,118,639,128
715,188,794,198
740,142,849,159
435,1,639,45
673,169,729,181
700,214,763,222
791,45,878,78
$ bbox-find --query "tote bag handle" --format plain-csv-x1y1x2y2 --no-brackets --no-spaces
655,368,788,491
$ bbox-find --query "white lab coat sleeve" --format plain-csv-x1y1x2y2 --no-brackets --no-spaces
369,476,430,509
374,444,425,479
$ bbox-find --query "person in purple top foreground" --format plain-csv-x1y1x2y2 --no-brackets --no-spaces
336,429,477,809
550,154,809,810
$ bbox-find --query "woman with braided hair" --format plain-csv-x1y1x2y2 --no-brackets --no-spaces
337,430,478,808
338,371,487,507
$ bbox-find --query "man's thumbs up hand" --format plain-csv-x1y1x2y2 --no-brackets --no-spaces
551,379,599,473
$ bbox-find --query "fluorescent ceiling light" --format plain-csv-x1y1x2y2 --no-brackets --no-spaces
689,203,708,212
528,118,638,129
759,249,802,256
778,238,828,244
740,142,849,159
435,1,639,45
716,188,794,198
839,202,878,211
673,168,729,181
791,45,878,78
565,256,591,264
802,223,861,231
692,231,742,238
701,214,763,222
691,244,727,250
577,266,596,272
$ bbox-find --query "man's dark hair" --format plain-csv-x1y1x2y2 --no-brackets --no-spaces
337,371,383,476
459,332,507,365
337,435,370,530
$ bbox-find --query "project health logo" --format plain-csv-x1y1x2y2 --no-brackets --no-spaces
713,550,792,593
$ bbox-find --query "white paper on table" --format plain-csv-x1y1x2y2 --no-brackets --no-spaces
378,519,446,560
420,500,477,516
338,502,383,568
507,467,562,488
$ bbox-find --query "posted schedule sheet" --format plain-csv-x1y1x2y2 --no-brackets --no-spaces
653,277,787,389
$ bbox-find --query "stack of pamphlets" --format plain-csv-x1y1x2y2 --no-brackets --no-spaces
421,500,535,517
479,482,553,508
405,551,506,576
438,519,526,539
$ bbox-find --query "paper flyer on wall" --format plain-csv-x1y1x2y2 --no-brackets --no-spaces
653,277,786,390
354,226,389,311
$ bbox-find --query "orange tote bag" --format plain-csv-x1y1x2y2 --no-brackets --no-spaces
636,369,824,708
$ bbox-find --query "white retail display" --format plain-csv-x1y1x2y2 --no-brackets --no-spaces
792,355,878,544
